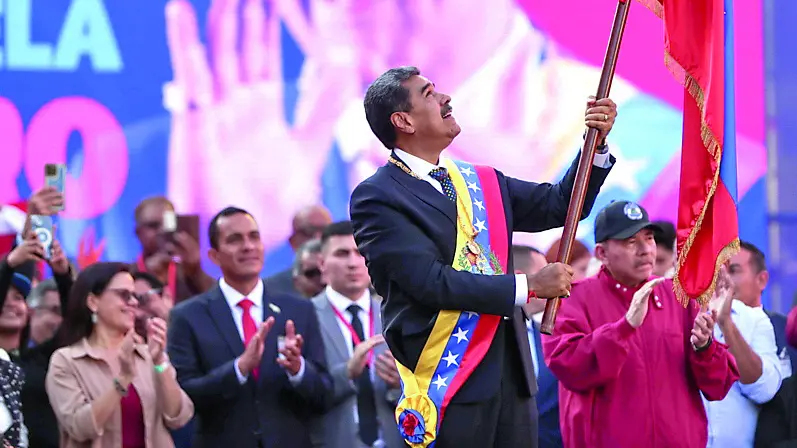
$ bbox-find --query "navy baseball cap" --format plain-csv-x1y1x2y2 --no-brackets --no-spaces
7,257,35,297
10,272,32,297
594,201,663,243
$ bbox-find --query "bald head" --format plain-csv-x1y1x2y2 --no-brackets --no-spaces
289,205,332,250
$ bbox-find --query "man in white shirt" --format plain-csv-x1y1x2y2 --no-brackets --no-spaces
311,221,404,448
728,241,795,377
703,267,784,448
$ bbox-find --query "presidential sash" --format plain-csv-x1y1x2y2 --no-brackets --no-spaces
394,159,509,448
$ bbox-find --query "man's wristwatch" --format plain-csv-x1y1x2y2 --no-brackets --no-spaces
582,130,609,152
693,336,713,352
596,142,609,154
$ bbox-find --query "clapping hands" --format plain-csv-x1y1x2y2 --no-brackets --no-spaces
277,320,304,376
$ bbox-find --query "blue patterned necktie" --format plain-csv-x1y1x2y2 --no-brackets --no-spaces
429,167,457,202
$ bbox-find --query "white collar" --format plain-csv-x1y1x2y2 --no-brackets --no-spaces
219,278,264,310
325,285,371,315
393,148,446,177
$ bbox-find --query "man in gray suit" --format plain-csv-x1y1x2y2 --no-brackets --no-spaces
312,221,405,448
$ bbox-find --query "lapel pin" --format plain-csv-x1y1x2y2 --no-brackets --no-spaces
268,303,282,314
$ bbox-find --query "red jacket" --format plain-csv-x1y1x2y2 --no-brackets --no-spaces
543,267,739,448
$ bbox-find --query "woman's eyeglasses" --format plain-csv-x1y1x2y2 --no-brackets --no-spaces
107,288,138,303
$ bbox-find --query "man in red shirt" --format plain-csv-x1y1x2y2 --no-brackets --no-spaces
543,200,740,448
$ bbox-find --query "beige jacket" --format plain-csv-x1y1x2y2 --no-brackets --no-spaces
45,338,194,448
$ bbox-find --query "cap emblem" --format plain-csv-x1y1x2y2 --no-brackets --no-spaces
623,203,644,220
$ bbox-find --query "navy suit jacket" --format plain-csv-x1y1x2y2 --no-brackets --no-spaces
349,151,613,404
167,284,332,448
530,322,563,448
766,310,797,375
264,268,301,297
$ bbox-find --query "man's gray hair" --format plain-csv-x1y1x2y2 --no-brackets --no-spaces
364,66,421,149
27,278,58,309
292,239,323,277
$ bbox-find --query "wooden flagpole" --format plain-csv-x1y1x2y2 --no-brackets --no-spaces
540,0,633,335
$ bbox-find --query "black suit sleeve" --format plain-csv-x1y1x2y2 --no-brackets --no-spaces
507,151,614,233
754,378,794,448
350,181,516,316
289,301,332,412
53,269,73,311
0,258,14,310
167,306,244,409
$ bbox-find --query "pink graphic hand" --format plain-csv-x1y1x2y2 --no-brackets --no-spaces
337,0,625,185
164,0,357,251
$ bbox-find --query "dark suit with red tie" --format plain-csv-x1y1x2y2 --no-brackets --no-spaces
167,281,331,448
349,150,613,447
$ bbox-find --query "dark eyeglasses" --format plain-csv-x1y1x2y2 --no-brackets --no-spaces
107,288,138,303
302,268,321,279
134,288,163,304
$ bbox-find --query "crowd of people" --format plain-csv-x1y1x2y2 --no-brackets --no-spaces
0,183,793,448
0,63,795,447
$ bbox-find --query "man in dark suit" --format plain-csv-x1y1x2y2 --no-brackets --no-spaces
349,66,617,448
167,207,332,448
729,241,797,376
514,245,563,448
264,205,332,296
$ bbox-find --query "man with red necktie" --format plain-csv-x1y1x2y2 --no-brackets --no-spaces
167,207,331,448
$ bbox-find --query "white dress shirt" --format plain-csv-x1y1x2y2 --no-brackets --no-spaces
219,278,305,385
703,300,783,448
393,148,612,307
526,320,540,379
325,285,373,356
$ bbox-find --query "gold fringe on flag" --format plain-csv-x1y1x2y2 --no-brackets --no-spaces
635,0,739,307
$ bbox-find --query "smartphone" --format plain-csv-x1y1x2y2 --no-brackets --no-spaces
44,164,66,211
29,215,54,259
277,336,286,361
176,214,200,242
162,210,177,233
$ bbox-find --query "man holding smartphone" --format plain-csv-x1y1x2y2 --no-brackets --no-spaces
132,196,214,303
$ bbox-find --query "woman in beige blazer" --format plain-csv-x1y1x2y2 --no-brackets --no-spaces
45,262,193,448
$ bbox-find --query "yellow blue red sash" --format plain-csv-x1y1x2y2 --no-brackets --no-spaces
394,159,509,447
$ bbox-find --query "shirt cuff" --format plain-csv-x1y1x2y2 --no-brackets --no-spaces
233,357,248,385
287,357,306,386
514,274,529,306
593,150,613,168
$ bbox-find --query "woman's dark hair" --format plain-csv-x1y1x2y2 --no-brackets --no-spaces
55,262,131,348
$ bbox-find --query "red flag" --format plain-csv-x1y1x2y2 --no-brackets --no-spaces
639,0,740,305
0,201,27,256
